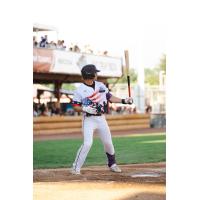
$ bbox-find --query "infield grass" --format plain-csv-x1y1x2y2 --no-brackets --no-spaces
33,133,166,169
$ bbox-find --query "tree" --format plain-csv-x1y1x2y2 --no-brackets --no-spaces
158,54,166,72
62,83,76,91
145,68,159,85
43,83,76,91
145,54,166,85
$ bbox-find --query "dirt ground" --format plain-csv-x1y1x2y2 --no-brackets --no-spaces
33,162,166,200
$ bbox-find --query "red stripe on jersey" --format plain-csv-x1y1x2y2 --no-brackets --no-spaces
89,93,101,101
87,90,99,98
73,104,81,107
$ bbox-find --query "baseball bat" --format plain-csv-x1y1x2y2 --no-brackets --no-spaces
127,75,131,97
124,50,131,97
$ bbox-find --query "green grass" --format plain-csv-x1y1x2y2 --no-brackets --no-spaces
33,133,166,169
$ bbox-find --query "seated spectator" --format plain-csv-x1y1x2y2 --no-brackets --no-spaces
116,106,122,113
103,51,108,56
39,104,51,116
44,35,49,46
61,40,66,49
66,103,74,116
49,41,57,49
56,40,65,50
53,42,57,48
39,36,45,47
57,40,62,49
43,107,51,116
33,36,38,47
74,45,81,52
39,35,48,48
83,44,93,54
146,105,152,113
48,103,56,116
33,103,38,117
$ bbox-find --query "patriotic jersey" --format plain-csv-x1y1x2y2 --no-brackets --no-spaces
72,81,112,115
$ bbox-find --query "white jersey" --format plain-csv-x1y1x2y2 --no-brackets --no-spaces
72,81,112,115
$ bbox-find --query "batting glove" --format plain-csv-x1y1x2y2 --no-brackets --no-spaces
122,97,134,104
82,106,97,114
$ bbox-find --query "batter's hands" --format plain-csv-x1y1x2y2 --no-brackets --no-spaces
124,97,134,104
82,106,97,114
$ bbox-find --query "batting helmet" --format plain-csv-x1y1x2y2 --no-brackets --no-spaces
81,64,100,79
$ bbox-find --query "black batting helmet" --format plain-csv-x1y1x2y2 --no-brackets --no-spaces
81,64,100,79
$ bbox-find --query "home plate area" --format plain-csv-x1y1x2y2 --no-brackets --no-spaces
33,162,166,200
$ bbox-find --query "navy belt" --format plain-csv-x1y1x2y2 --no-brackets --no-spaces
86,113,102,117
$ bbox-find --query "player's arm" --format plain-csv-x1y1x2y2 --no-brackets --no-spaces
73,105,83,112
72,90,84,113
73,102,97,114
109,95,122,103
103,83,133,105
109,95,133,104
72,99,84,112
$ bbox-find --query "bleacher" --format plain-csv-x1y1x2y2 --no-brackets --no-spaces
33,114,150,135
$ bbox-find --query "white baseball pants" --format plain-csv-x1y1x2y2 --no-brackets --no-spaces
72,115,115,172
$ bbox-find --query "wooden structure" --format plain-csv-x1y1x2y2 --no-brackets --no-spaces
33,114,150,135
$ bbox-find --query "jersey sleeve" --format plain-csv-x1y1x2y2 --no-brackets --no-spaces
100,83,112,101
72,90,82,107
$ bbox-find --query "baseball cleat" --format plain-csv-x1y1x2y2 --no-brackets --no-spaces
109,164,122,173
70,168,81,175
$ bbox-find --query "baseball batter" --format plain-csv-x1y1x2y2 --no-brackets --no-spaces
70,64,133,175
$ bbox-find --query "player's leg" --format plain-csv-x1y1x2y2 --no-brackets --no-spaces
71,117,95,174
96,116,115,155
96,116,121,172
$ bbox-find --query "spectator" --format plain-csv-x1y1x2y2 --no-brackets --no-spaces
33,103,38,117
39,36,45,47
74,45,81,52
44,107,51,116
116,106,122,113
39,104,51,116
39,103,44,114
103,51,108,56
53,42,57,48
145,105,152,113
66,103,74,116
44,35,48,46
48,103,56,116
33,36,116,58
33,36,38,47
83,44,93,54
57,40,62,49
39,35,48,48
49,41,57,49
61,40,66,49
